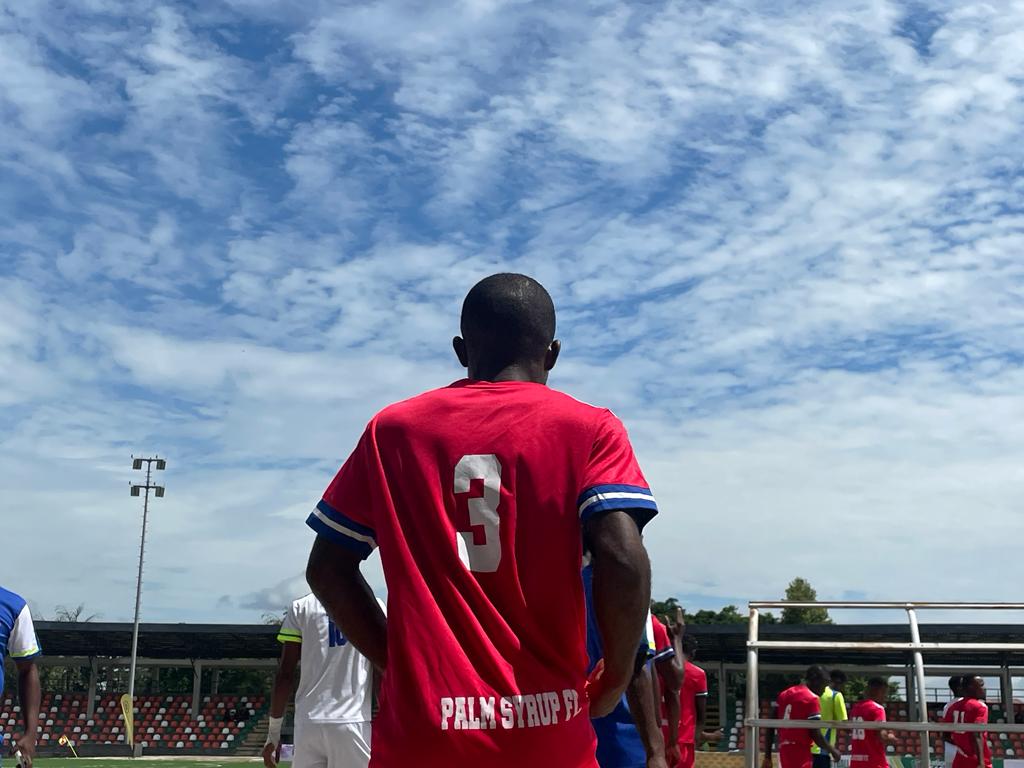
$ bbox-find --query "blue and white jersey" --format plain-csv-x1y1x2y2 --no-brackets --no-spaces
583,563,655,768
0,587,42,695
276,593,383,725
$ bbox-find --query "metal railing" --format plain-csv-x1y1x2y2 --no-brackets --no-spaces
745,602,1024,768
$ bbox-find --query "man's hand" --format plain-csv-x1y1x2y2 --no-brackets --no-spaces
829,746,842,763
12,733,35,768
647,755,670,768
587,659,632,718
261,742,281,768
703,729,724,743
666,742,682,767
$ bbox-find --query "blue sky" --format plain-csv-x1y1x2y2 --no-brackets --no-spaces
3,0,1023,623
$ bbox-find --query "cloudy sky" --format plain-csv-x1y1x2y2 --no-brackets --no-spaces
2,0,1022,625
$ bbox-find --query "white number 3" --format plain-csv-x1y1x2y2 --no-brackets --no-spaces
454,454,502,573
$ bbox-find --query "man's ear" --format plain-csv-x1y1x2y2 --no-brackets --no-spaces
544,339,561,371
453,336,469,368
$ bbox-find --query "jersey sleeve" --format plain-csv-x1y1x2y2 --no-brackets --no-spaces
694,665,709,696
966,700,989,724
577,410,658,527
650,617,675,662
804,691,822,720
277,600,303,644
307,421,380,559
8,604,41,659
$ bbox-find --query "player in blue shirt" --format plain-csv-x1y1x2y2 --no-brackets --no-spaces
583,563,668,768
1,587,41,768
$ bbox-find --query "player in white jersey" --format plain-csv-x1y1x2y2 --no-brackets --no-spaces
263,593,382,768
942,675,965,768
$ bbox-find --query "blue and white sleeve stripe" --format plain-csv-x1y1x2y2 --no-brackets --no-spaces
306,499,378,559
653,647,676,663
577,483,658,523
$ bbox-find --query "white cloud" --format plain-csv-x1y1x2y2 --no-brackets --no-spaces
3,0,1024,623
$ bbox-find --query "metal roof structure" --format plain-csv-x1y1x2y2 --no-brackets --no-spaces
689,622,1024,667
33,621,1022,667
35,622,280,661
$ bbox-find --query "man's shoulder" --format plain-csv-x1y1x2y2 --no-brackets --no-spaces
966,699,989,718
0,587,26,616
291,593,323,617
373,382,614,429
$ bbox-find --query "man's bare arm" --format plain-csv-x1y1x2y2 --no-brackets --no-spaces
624,662,667,765
306,536,388,670
584,510,652,717
15,659,40,765
262,643,300,768
656,655,681,761
269,642,300,718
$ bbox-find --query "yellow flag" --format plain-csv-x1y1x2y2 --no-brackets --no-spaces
120,693,134,747
58,733,79,757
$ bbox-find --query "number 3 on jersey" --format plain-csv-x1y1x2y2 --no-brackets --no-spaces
454,454,502,573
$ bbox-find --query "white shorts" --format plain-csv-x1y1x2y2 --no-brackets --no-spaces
293,721,371,768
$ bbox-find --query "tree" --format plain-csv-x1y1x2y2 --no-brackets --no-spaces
649,600,777,624
781,578,831,624
53,604,100,622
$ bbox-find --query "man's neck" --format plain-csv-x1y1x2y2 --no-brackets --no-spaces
469,361,547,384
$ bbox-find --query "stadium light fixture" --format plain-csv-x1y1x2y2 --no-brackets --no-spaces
126,455,168,749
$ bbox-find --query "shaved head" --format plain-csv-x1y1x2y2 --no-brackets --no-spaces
455,273,559,382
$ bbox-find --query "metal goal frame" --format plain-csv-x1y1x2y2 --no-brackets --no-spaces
744,602,1024,768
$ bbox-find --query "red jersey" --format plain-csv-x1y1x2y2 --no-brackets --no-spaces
944,698,992,768
308,380,658,768
776,685,822,768
849,700,887,768
651,617,675,664
677,662,708,745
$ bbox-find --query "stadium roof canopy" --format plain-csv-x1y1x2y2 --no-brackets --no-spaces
35,622,280,660
35,621,1021,667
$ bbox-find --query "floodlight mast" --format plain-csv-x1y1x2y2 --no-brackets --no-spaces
127,455,166,740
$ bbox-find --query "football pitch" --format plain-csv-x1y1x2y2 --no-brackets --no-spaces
31,761,282,768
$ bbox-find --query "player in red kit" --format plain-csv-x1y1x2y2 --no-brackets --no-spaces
305,274,658,768
763,667,841,768
849,678,897,768
943,676,992,768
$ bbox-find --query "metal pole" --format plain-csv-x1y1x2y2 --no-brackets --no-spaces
719,661,729,741
127,460,152,721
1003,665,1014,726
907,608,931,768
746,607,761,768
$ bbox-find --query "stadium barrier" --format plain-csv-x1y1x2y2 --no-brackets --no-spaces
744,602,1024,768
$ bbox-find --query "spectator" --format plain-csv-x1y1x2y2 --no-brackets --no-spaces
811,670,847,768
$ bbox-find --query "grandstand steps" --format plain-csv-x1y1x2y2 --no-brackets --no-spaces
237,720,267,756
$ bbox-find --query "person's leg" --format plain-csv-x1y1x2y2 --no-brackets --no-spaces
326,722,371,768
292,722,329,768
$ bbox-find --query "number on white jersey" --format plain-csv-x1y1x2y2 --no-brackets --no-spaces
454,454,502,573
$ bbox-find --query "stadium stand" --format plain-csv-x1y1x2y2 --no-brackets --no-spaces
0,692,267,751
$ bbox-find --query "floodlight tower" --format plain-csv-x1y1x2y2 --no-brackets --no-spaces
127,455,166,721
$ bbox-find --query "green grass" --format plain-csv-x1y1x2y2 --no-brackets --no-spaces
30,761,282,768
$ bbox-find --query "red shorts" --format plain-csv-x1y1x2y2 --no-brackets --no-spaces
779,745,813,768
678,743,695,768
